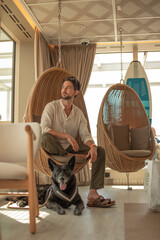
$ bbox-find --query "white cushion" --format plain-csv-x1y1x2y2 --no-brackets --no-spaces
0,162,27,180
0,122,41,163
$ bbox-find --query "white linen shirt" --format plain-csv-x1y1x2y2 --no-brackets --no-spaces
41,99,93,149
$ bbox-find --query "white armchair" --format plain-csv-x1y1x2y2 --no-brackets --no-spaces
0,122,41,234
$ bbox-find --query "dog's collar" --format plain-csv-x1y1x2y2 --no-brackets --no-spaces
52,183,78,203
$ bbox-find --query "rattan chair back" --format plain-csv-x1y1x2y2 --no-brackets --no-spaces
24,67,90,176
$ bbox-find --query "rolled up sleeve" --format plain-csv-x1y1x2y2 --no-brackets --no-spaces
41,103,54,133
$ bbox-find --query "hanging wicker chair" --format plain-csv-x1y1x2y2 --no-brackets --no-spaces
97,83,155,173
24,67,91,176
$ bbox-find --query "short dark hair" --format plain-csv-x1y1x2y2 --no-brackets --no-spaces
62,76,80,91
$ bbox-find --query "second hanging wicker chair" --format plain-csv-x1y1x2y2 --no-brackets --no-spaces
97,83,155,173
24,67,91,176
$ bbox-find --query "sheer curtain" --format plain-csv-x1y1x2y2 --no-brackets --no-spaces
34,31,96,185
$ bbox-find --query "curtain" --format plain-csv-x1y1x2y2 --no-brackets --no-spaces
34,28,51,79
50,44,96,94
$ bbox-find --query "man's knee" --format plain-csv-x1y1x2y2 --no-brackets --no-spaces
41,132,66,155
41,132,55,148
97,146,105,159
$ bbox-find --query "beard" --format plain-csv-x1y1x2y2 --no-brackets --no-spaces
61,93,74,100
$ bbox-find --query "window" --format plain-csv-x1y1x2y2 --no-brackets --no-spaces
85,51,160,143
0,28,15,122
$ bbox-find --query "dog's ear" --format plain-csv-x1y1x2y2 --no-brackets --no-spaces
48,158,57,172
68,156,75,171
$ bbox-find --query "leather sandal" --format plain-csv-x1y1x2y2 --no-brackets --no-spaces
87,195,115,208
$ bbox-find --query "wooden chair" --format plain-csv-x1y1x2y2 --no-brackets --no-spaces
0,122,41,234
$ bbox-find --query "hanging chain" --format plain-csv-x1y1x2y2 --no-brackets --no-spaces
58,0,62,64
120,28,124,84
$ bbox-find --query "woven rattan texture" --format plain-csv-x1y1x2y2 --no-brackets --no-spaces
24,67,90,176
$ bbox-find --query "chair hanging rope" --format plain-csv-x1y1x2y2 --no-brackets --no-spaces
58,0,62,65
120,28,124,84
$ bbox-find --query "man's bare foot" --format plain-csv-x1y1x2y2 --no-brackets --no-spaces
87,189,99,201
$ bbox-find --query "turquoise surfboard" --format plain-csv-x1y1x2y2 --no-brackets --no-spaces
124,61,152,124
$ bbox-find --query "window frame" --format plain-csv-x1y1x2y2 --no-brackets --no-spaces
0,28,15,123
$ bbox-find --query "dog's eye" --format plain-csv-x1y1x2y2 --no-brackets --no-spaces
63,169,68,174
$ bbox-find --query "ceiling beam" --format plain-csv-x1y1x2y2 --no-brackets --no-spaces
93,61,160,72
50,32,160,42
111,0,118,42
39,15,160,25
27,0,98,6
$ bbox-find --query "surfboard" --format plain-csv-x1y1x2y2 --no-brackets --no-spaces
124,60,152,124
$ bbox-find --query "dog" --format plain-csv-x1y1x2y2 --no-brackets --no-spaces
45,156,84,215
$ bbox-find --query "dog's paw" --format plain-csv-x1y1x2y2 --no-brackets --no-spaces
74,208,82,216
57,208,66,215
16,199,28,207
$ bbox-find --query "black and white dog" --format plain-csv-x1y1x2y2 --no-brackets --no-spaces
45,156,84,215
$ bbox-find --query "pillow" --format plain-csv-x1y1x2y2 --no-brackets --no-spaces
131,125,150,150
111,124,130,150
104,124,113,139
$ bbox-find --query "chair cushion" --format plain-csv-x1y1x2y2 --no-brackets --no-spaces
110,124,130,150
121,150,151,157
131,126,150,150
0,162,27,180
51,155,86,164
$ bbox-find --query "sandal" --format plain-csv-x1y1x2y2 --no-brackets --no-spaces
87,195,115,208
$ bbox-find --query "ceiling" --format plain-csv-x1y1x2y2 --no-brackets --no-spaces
20,0,160,43
1,0,160,52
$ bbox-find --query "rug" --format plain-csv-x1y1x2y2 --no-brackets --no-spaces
124,203,160,240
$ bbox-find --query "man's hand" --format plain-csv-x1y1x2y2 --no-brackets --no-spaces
66,134,79,152
87,147,97,163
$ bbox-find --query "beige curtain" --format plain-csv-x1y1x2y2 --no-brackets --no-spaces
34,28,51,79
50,44,96,94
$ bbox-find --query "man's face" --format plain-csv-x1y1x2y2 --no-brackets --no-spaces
61,81,78,100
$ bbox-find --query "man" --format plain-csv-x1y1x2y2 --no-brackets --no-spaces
41,76,115,207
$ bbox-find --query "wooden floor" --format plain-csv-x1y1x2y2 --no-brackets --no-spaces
0,185,148,240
